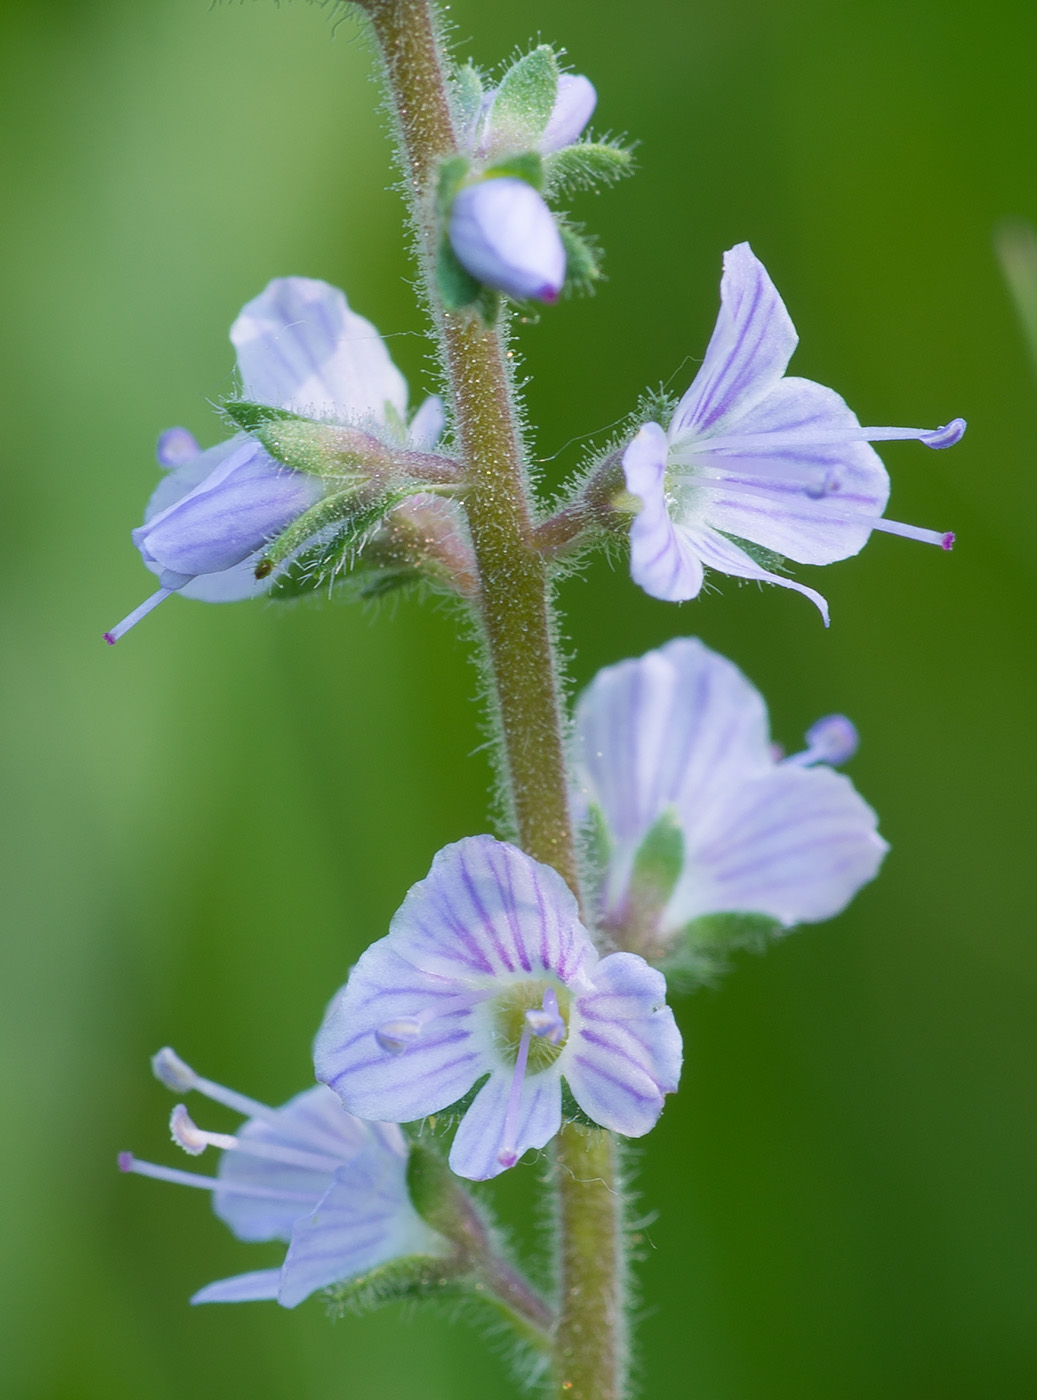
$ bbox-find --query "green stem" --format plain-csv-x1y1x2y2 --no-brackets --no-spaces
359,4,625,1395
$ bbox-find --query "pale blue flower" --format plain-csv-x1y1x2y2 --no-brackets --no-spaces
314,836,682,1181
448,177,567,304
572,638,887,934
466,70,596,159
119,1049,444,1307
623,243,965,622
105,277,442,642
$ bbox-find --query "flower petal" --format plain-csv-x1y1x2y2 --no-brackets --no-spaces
278,1149,442,1308
449,179,566,303
671,243,797,440
688,527,830,624
213,1086,366,1244
408,394,446,450
670,763,887,927
566,952,682,1137
624,422,705,602
143,438,243,524
191,1268,282,1305
448,1069,562,1181
540,74,597,152
689,377,889,564
231,277,408,424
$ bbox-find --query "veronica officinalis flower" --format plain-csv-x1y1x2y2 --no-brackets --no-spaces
448,177,567,304
119,1048,445,1307
623,243,965,622
573,638,887,954
105,277,443,642
314,836,682,1181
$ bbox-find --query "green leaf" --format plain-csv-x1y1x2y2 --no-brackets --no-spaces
544,141,635,196
489,45,559,149
451,62,484,131
436,235,481,310
558,221,602,295
484,150,544,191
323,1255,465,1318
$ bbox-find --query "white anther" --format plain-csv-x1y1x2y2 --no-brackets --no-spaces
152,1047,198,1094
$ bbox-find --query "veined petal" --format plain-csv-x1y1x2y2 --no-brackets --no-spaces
408,395,446,450
690,377,890,564
566,952,682,1137
191,1269,282,1305
214,1087,366,1244
176,551,275,604
448,1069,562,1181
624,422,705,602
231,277,408,424
278,1149,442,1308
448,179,566,303
669,764,887,927
143,437,244,524
671,243,798,439
540,74,597,152
689,527,830,624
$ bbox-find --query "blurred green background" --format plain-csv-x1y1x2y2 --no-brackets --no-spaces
1,0,1035,1395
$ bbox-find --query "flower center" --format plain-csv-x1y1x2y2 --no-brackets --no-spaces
492,979,570,1071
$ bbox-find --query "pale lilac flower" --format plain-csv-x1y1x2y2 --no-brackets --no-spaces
314,836,682,1181
448,178,566,304
467,70,596,158
119,1048,444,1307
105,277,442,643
572,638,888,934
623,243,965,622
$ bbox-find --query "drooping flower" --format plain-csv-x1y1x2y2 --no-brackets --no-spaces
572,637,887,945
119,1048,445,1307
623,242,965,622
448,177,567,304
314,836,682,1181
105,276,443,643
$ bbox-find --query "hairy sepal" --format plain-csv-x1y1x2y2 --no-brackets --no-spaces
264,489,412,595
323,1255,467,1318
489,46,559,150
544,140,634,197
558,220,602,296
662,912,784,992
223,400,377,483
483,150,545,191
451,62,484,130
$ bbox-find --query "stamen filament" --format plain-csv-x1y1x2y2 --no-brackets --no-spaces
671,417,965,455
375,990,492,1055
170,1105,344,1174
103,587,173,645
117,1153,320,1203
497,1024,533,1169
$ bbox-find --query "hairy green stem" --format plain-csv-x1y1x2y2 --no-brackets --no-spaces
359,3,625,1394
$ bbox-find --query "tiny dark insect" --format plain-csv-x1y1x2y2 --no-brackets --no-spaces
254,559,273,579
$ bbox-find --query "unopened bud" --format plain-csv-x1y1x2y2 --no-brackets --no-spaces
448,178,566,303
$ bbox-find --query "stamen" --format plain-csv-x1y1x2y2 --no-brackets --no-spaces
117,1152,320,1203
497,1023,533,1169
374,991,491,1056
859,418,966,449
152,1047,197,1093
151,1046,285,1129
103,587,173,645
869,518,955,549
674,417,966,455
169,1105,346,1173
785,714,859,767
525,987,565,1045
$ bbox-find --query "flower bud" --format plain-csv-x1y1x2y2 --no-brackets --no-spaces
448,177,566,303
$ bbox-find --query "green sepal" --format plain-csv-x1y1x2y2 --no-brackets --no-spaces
484,150,544,191
436,235,481,310
558,221,602,296
223,400,375,482
580,804,612,893
544,141,635,196
489,45,558,149
265,488,411,597
662,911,784,992
451,62,484,131
436,155,471,217
323,1255,466,1318
720,531,787,574
409,1073,491,1134
559,1077,602,1131
223,400,300,433
627,808,684,916
358,567,421,600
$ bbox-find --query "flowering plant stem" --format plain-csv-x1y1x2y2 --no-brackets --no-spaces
361,1,624,1394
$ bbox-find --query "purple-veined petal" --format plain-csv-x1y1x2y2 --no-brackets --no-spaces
408,394,446,450
448,1068,562,1181
278,1149,443,1308
689,527,830,624
143,437,243,524
448,179,566,303
573,640,774,913
213,1086,368,1244
175,551,274,604
566,952,682,1137
191,1269,282,1305
624,422,705,602
671,243,798,439
686,377,890,565
669,763,887,927
540,74,597,152
231,276,408,424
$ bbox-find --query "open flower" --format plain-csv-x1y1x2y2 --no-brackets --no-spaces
623,242,965,622
314,836,682,1181
105,276,443,642
572,637,887,946
118,1048,445,1307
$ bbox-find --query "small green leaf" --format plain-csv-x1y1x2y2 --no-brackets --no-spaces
323,1255,464,1318
451,62,484,131
544,141,635,196
558,221,602,296
489,45,559,149
436,155,471,216
484,150,544,190
436,235,481,310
